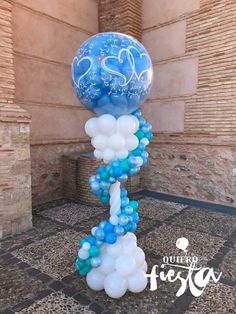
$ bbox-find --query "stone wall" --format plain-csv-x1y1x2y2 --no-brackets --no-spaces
0,0,32,237
12,0,98,205
142,0,236,205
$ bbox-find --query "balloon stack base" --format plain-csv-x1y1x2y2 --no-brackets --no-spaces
86,232,148,298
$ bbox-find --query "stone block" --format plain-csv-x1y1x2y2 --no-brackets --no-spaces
15,0,98,33
143,101,185,132
143,21,186,62
150,57,198,99
13,6,90,65
143,0,200,28
21,104,92,142
14,55,79,107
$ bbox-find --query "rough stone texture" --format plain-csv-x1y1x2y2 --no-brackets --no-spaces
19,292,94,314
142,143,236,205
185,283,236,314
12,229,87,279
31,142,91,205
139,224,225,264
0,256,46,311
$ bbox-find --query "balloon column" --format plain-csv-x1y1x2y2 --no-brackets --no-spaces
71,32,153,298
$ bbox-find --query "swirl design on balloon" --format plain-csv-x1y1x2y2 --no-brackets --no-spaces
71,32,153,118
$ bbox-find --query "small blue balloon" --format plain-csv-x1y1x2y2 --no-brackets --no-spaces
124,205,134,215
99,220,107,229
91,181,100,191
91,257,102,268
105,232,117,244
120,188,127,198
118,174,128,183
119,214,129,226
94,227,105,240
71,32,153,117
115,225,125,236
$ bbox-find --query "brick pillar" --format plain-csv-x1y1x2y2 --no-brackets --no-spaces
99,0,142,41
0,1,32,238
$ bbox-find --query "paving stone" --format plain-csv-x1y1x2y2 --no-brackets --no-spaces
0,256,46,311
216,243,236,282
185,283,236,314
40,202,106,226
0,215,63,252
12,230,87,279
170,207,236,237
139,224,225,264
138,197,186,220
18,292,94,314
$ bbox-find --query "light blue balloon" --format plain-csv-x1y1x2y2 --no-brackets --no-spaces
71,32,153,117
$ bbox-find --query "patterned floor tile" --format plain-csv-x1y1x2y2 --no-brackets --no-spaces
40,203,106,226
12,230,86,279
170,207,236,237
0,256,46,311
0,215,63,252
19,292,93,314
138,197,186,220
185,283,235,314
139,224,225,264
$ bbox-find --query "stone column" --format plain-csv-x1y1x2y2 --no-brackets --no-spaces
0,0,32,238
99,0,142,41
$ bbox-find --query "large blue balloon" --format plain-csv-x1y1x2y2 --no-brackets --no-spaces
71,32,153,117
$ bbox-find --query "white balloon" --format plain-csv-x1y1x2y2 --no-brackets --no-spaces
103,148,115,162
109,215,119,225
134,247,145,267
78,248,89,260
108,134,125,150
125,134,139,151
98,114,117,136
94,149,103,159
142,261,148,273
86,269,105,291
115,149,128,160
107,241,122,258
128,270,147,293
116,254,136,276
99,255,115,275
122,238,137,254
92,134,108,150
130,116,139,133
125,232,137,242
85,117,98,137
117,115,137,135
104,272,128,298
140,138,149,146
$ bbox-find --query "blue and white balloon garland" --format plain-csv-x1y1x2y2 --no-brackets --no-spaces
71,32,154,298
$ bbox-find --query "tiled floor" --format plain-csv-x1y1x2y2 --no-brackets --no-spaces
0,194,235,314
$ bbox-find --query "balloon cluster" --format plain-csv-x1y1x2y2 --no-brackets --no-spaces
71,32,153,117
86,233,148,298
75,109,153,277
85,114,140,163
